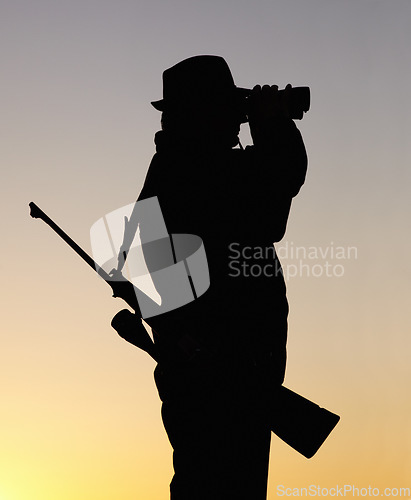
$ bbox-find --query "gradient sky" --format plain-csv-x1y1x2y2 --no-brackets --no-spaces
2,1,411,499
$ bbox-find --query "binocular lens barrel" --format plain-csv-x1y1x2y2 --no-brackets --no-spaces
240,86,310,120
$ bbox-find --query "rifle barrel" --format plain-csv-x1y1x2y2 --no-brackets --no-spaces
29,202,111,281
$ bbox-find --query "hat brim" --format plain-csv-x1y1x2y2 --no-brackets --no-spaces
151,99,165,111
151,87,251,112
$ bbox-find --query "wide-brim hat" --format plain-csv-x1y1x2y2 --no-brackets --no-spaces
151,55,249,111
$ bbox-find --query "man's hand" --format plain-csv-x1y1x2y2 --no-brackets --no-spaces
111,309,158,360
247,84,294,147
249,84,291,119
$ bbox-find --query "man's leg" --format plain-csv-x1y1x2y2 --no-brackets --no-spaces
156,363,272,500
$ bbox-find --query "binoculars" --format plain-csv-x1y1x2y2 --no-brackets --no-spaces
239,86,310,120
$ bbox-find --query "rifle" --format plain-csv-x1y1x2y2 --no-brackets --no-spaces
29,201,340,458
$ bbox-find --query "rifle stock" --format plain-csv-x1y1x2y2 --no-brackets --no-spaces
272,386,340,458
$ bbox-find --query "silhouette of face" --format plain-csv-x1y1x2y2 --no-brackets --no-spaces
162,95,245,150
204,100,243,148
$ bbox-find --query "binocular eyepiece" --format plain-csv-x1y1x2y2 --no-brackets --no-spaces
240,86,310,120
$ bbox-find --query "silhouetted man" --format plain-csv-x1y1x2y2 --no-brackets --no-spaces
115,55,307,500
